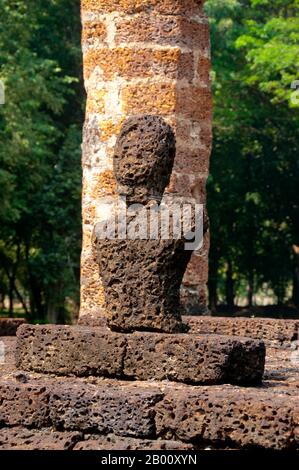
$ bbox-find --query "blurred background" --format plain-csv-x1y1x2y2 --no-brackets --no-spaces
0,0,298,323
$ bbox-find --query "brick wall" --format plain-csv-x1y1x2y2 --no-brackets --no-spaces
80,0,212,321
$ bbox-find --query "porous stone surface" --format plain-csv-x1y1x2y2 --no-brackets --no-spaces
74,434,193,450
78,314,108,328
81,0,205,15
123,332,265,385
113,115,176,204
93,115,197,333
0,378,162,437
78,314,299,347
155,387,299,450
186,316,299,347
0,380,52,428
15,324,126,377
16,324,265,385
0,318,26,336
0,336,298,450
93,235,192,333
80,0,212,320
0,428,82,450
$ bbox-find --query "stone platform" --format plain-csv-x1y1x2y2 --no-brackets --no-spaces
185,316,299,347
16,324,265,385
79,314,299,347
0,335,298,450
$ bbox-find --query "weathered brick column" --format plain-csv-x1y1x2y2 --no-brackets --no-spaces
80,0,212,321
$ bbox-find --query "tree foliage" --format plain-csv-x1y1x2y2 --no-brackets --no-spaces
205,0,299,308
0,0,83,321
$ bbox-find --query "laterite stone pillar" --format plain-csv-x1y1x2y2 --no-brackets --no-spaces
80,0,212,321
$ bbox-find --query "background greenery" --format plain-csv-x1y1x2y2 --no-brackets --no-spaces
0,0,83,322
206,0,299,312
0,0,298,321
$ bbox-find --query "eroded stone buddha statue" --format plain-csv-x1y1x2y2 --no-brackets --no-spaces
93,115,205,333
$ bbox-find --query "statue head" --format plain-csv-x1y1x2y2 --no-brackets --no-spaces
113,115,175,204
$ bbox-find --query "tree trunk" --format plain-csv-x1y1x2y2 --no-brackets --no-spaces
28,275,44,321
0,291,5,311
225,260,235,310
248,270,254,308
8,276,14,318
46,283,65,324
25,242,44,321
208,278,218,313
47,297,59,324
6,243,22,318
208,257,219,313
13,283,29,317
292,245,299,308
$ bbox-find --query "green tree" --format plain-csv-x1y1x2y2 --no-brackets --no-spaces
205,0,299,310
0,0,83,321
236,0,299,106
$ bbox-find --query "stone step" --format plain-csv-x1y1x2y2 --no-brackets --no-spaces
16,324,265,385
0,427,191,451
0,374,298,450
73,434,193,451
185,316,299,347
155,386,299,450
0,427,82,450
79,314,299,347
0,378,162,438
